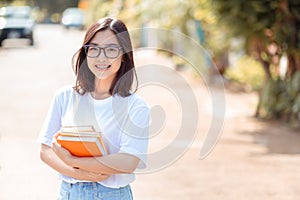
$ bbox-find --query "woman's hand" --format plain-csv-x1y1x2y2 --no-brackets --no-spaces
52,141,74,166
52,141,111,182
70,168,110,182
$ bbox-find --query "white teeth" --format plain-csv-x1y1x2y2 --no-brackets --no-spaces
95,65,110,70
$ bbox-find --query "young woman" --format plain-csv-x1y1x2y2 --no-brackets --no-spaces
39,17,149,200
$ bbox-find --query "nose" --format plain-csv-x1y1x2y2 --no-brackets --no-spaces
97,49,107,60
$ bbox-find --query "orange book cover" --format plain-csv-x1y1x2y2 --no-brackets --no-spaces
56,126,106,157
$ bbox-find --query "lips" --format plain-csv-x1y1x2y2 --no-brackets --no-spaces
95,65,111,70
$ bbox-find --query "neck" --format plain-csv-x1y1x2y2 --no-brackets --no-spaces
92,78,113,100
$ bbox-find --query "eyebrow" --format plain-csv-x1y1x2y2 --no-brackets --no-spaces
89,42,119,46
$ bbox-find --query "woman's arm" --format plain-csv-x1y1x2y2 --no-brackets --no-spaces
40,144,110,181
52,142,140,174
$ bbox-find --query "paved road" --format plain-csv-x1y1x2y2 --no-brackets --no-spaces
1,24,300,200
0,24,84,199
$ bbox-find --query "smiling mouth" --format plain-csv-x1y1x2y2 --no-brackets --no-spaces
95,65,111,70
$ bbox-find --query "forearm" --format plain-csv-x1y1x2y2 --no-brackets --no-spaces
51,141,140,175
40,144,76,176
40,144,111,182
67,153,140,174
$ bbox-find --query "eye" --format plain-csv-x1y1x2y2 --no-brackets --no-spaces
106,47,118,52
89,46,98,51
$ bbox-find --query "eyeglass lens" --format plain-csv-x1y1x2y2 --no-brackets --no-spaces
85,46,121,58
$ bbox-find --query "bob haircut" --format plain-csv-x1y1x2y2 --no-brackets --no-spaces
72,17,137,97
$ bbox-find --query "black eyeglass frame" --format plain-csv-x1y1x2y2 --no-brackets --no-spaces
83,45,123,59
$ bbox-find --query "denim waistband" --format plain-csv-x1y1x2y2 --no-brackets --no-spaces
59,181,133,200
62,181,128,190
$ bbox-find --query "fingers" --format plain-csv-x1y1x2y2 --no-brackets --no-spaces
52,141,59,153
71,168,109,182
86,171,110,182
54,131,61,140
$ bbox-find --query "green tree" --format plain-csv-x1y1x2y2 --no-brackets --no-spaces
86,0,230,71
0,0,14,4
213,0,300,128
34,0,79,21
86,0,300,128
1,0,80,22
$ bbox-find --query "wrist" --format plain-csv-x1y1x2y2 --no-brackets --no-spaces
67,166,82,179
65,154,76,167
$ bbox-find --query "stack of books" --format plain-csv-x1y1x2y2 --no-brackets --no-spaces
56,126,106,157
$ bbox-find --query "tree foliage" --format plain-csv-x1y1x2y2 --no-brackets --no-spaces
34,0,79,15
85,0,230,68
0,0,80,22
213,0,300,128
214,0,300,78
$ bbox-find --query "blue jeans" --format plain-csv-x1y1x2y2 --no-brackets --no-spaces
58,181,133,200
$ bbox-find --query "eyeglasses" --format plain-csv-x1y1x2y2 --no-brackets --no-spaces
83,45,123,59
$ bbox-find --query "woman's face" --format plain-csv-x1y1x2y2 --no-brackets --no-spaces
86,30,123,81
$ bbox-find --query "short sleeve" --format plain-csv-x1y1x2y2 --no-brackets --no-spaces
118,100,150,169
37,91,62,146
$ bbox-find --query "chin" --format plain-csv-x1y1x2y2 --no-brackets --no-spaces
95,72,116,81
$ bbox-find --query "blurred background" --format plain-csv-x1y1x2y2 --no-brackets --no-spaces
0,0,299,199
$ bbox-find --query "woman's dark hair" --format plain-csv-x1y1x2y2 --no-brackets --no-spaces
72,17,137,97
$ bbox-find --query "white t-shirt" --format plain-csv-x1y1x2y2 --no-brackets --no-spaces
38,85,149,188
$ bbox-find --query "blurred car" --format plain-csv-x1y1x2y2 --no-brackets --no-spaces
0,6,35,46
61,8,85,30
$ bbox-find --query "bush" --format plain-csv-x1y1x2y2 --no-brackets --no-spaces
225,55,265,92
259,71,300,130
